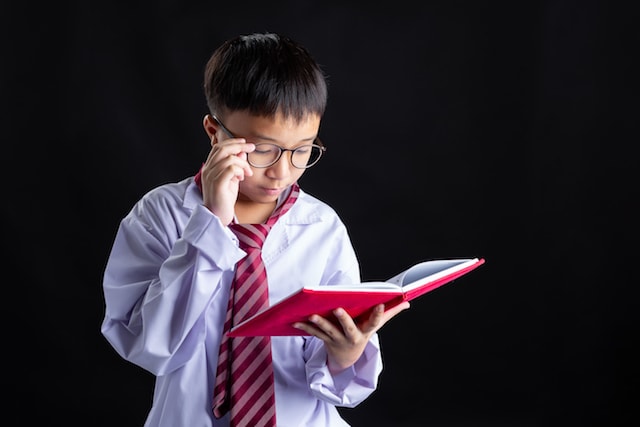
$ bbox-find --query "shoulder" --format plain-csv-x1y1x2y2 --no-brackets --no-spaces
296,188,337,213
293,188,338,215
285,187,349,229
129,176,200,221
139,176,193,201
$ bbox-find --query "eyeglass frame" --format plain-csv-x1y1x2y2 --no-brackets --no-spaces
211,114,326,169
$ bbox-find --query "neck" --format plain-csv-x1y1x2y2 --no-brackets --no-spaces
234,199,278,224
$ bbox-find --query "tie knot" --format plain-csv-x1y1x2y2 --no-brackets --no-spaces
229,223,272,250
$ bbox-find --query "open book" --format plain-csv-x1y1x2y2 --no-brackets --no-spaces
228,257,485,337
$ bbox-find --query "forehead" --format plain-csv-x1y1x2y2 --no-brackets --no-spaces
224,111,321,144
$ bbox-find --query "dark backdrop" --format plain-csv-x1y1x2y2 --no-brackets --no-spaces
4,1,637,426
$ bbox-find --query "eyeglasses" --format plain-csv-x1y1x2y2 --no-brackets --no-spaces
211,114,326,169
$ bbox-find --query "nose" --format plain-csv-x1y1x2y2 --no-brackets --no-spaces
265,150,293,179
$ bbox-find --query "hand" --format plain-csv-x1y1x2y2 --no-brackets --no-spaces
200,134,255,225
293,301,410,374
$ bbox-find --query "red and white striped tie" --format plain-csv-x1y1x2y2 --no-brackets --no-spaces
213,184,299,427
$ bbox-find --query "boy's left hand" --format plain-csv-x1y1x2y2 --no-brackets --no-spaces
292,302,410,374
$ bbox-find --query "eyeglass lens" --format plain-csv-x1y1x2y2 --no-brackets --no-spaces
248,143,323,168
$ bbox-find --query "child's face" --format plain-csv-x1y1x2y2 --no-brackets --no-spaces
219,110,321,205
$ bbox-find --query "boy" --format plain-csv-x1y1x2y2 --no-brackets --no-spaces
101,32,409,427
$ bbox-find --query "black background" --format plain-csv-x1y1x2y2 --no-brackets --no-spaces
4,1,638,426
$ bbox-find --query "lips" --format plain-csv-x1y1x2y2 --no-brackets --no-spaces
262,187,283,197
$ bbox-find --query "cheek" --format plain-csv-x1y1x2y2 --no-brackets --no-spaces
238,169,263,189
291,168,306,181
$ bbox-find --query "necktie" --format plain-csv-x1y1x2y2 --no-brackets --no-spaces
212,183,299,427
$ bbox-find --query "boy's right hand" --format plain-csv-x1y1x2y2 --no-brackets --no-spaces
200,135,255,225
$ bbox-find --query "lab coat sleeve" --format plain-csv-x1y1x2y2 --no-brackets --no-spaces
101,201,243,375
299,216,383,408
305,334,382,408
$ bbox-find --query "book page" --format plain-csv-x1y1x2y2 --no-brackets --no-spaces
387,259,477,290
228,257,484,336
304,281,401,292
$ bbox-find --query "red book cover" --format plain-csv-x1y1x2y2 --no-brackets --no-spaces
228,257,485,337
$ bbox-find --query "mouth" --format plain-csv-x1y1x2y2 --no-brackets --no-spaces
262,187,283,196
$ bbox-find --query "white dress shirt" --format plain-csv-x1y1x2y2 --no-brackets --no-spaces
101,177,382,427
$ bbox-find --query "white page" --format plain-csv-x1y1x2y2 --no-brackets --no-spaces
305,258,477,293
387,258,477,291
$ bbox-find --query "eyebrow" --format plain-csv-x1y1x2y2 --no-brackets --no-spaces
248,133,318,144
213,115,317,145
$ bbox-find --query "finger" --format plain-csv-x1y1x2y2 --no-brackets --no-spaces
309,314,344,340
292,321,333,341
212,163,250,183
370,301,410,332
332,308,359,337
357,304,386,334
205,143,255,177
209,139,254,161
382,301,410,322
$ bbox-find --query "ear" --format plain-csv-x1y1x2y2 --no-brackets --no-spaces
202,114,217,144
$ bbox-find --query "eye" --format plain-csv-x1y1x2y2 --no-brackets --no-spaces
294,146,312,155
253,144,279,155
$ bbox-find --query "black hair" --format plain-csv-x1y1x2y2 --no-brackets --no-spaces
204,33,328,122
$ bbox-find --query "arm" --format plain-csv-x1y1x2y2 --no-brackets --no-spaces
102,130,254,375
295,301,411,374
101,195,243,375
289,302,409,408
283,205,410,406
